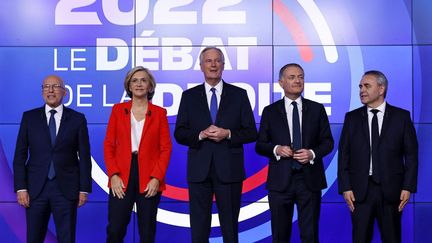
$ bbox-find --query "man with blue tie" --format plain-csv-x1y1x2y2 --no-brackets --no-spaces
256,63,334,242
175,46,257,243
13,75,92,243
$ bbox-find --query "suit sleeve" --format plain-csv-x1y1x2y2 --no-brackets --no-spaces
312,104,334,159
255,106,277,159
78,114,92,193
13,112,29,191
104,105,122,178
338,112,352,194
229,89,257,145
174,92,201,148
402,112,418,193
150,109,172,182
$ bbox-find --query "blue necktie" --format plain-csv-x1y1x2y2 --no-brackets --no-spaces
371,109,380,183
210,88,218,124
48,109,57,179
291,101,302,169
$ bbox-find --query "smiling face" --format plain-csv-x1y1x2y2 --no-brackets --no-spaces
359,74,385,108
279,65,304,100
129,70,153,99
42,75,66,108
200,48,225,86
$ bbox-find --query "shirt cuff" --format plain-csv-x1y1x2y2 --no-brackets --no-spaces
80,191,89,194
309,149,316,165
16,189,27,193
273,145,281,161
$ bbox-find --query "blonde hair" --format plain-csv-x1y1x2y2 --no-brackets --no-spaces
123,66,156,100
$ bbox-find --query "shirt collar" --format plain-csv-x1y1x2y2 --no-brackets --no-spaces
45,104,64,116
204,80,223,94
367,101,386,114
284,96,302,107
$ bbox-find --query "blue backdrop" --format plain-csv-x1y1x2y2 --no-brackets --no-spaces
0,0,431,242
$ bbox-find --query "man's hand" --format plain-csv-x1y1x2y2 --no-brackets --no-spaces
399,190,411,212
343,190,356,212
110,174,126,199
276,145,294,158
17,191,30,208
293,149,313,164
144,178,160,198
200,125,229,142
78,192,88,207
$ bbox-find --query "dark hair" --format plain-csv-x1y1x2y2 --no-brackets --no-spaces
363,70,388,98
278,63,304,80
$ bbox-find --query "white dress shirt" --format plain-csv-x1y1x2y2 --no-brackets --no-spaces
273,96,315,164
131,111,145,153
367,101,386,175
204,80,223,109
45,104,63,134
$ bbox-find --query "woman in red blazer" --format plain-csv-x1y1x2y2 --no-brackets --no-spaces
104,66,172,242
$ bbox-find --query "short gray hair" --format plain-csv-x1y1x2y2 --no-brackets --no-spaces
363,70,388,98
199,46,225,64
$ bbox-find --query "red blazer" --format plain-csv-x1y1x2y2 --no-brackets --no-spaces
104,101,172,192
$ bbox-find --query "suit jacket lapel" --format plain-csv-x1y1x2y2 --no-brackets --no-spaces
360,106,371,152
141,102,153,139
123,101,132,149
39,107,53,147
56,107,67,147
195,83,213,124
278,99,292,145
301,98,309,147
217,81,230,124
380,103,392,143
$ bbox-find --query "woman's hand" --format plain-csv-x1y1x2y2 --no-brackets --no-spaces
110,174,126,199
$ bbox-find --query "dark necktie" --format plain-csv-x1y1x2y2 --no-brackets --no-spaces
291,101,302,169
48,109,57,179
371,109,380,183
210,88,218,124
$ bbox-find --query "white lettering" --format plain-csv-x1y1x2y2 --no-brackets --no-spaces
71,48,87,71
96,38,129,71
77,84,93,107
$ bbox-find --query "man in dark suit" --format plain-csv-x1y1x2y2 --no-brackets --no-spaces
174,46,257,243
256,63,334,243
338,70,418,243
13,75,92,243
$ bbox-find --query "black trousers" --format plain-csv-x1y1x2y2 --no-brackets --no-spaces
26,178,78,243
106,154,161,243
188,162,242,243
351,178,402,243
268,171,322,243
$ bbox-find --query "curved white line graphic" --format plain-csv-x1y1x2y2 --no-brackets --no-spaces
298,0,338,63
91,2,341,228
91,157,269,227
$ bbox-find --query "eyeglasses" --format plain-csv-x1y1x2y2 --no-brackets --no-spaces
42,84,64,91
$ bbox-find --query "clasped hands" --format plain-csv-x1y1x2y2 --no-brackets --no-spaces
200,125,230,142
276,145,312,164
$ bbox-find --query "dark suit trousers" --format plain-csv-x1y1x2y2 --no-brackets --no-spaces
188,162,242,243
107,154,161,243
351,178,402,243
26,178,78,243
268,171,321,243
